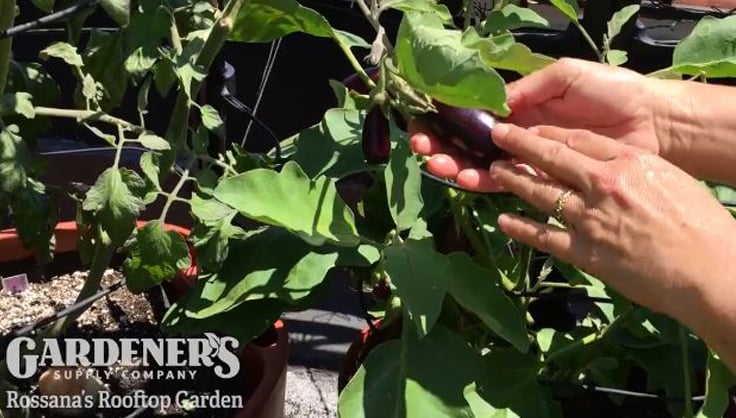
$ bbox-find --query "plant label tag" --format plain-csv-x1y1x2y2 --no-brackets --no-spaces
2,274,29,294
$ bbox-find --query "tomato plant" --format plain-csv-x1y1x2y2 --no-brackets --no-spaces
1,0,736,417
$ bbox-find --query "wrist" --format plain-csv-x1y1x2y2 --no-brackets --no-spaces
649,78,697,164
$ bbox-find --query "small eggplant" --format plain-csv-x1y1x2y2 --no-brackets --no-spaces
362,106,391,164
341,67,380,95
415,101,507,166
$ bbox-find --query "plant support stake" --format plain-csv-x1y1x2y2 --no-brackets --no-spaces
0,0,99,40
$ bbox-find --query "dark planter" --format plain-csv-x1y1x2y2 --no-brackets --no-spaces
0,221,289,418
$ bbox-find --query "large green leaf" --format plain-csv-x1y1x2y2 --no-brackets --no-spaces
669,15,736,77
231,0,369,49
474,36,555,76
448,252,529,352
548,0,579,22
396,12,509,115
469,348,561,418
162,298,286,345
190,193,247,273
381,0,453,24
606,5,639,45
384,239,451,338
182,227,378,319
483,5,549,34
338,325,480,418
696,351,735,418
123,220,191,293
82,168,146,246
290,108,371,179
0,125,30,197
213,161,361,246
385,138,424,231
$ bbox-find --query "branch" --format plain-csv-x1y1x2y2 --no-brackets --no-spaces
34,106,145,132
0,0,16,95
0,0,99,40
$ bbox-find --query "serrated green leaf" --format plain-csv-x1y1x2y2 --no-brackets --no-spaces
606,5,639,45
139,152,160,191
448,252,529,352
200,104,225,137
484,4,549,34
384,239,451,338
0,92,35,119
548,0,579,22
40,42,84,67
385,139,423,231
396,12,509,115
124,220,191,293
606,49,628,66
0,125,30,196
11,179,57,263
82,73,97,100
82,167,145,246
668,15,736,77
100,0,130,26
83,29,127,109
338,325,481,418
213,161,360,246
138,133,170,151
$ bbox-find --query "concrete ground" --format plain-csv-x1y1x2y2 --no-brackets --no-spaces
282,275,368,418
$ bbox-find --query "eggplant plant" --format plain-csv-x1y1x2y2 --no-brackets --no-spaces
1,0,736,417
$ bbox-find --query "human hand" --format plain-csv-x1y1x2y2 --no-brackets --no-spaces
409,58,668,192
487,123,736,333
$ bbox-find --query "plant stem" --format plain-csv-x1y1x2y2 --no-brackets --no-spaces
50,240,114,334
574,21,604,63
165,0,250,150
34,106,145,132
679,326,694,418
0,0,16,96
169,13,183,55
447,189,494,269
333,33,375,90
114,125,126,168
159,162,192,223
356,0,394,51
463,0,474,30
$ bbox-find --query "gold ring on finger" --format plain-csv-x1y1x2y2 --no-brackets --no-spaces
553,189,574,226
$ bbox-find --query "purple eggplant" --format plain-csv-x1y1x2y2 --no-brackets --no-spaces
341,67,380,95
362,106,391,164
416,101,507,166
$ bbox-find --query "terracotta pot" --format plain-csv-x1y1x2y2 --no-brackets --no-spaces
0,221,288,418
337,318,402,393
671,0,736,8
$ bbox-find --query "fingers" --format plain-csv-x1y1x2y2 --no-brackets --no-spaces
530,125,627,161
456,169,506,193
425,154,469,179
492,123,598,191
490,160,586,224
505,58,587,111
497,213,576,262
409,130,446,156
